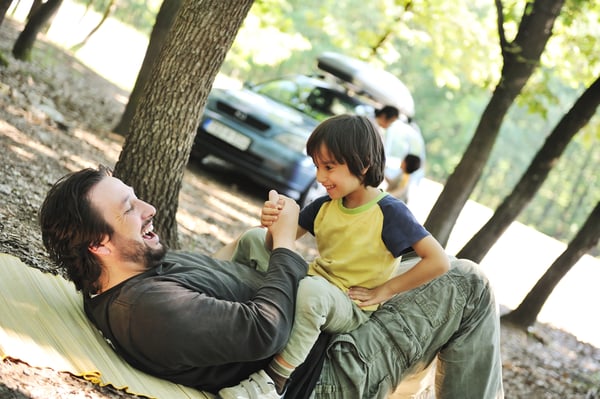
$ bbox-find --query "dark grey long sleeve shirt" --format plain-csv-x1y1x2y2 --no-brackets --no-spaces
84,248,307,393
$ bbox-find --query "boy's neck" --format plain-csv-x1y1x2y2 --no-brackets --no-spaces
343,186,380,208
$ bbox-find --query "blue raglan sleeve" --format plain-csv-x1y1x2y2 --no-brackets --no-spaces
298,195,330,235
379,195,430,257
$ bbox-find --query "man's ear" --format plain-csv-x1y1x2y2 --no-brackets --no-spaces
89,244,110,255
89,236,111,255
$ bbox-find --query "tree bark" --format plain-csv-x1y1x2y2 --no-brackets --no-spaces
424,0,565,247
12,0,62,61
113,0,183,136
113,0,254,249
457,75,600,262
0,0,13,28
501,201,600,329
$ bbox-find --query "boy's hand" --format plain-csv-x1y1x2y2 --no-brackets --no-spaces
261,189,285,227
347,285,393,308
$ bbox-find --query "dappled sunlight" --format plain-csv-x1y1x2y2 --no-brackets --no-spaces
72,128,122,163
1,117,122,176
8,145,35,161
60,154,102,173
177,168,263,253
181,167,262,224
1,120,59,160
177,208,241,252
204,195,260,226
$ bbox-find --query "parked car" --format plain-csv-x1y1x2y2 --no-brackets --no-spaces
190,52,424,206
189,87,321,205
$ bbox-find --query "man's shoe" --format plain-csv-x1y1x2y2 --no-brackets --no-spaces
218,370,281,399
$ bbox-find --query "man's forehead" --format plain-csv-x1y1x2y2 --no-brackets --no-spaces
89,176,130,208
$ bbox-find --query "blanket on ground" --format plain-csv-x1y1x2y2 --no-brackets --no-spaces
0,253,211,399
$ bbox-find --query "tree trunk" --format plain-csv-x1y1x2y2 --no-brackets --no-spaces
12,0,62,61
0,0,13,28
457,75,600,262
113,0,183,136
113,0,254,249
501,201,600,329
26,0,42,20
424,0,565,247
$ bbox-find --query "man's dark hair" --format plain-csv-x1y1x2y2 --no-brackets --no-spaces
39,167,113,295
306,114,385,187
404,154,422,174
374,105,399,120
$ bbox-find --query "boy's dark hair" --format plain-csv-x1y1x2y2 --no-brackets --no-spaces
404,154,422,174
374,105,399,120
39,166,113,295
306,114,385,187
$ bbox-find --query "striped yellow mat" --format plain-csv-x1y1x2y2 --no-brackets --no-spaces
0,253,212,399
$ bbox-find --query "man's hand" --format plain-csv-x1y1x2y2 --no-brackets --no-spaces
268,190,299,250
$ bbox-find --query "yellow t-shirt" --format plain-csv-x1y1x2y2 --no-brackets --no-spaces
300,192,429,311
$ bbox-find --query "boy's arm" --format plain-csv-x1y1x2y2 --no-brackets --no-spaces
348,235,449,307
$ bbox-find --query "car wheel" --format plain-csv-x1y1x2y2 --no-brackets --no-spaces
299,180,325,209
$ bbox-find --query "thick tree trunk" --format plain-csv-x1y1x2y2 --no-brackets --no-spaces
113,0,254,249
457,75,600,262
424,0,565,247
501,201,600,329
12,0,62,60
113,0,183,136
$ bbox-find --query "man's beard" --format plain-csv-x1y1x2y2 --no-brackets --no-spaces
116,237,167,269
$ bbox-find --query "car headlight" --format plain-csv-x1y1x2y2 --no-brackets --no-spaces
274,133,307,154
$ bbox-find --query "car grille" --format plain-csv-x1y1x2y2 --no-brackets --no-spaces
216,101,270,132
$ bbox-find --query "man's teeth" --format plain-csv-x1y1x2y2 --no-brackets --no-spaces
142,224,154,236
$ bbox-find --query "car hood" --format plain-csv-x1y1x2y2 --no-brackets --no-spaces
208,87,319,137
317,52,415,118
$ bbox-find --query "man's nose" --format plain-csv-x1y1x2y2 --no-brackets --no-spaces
140,200,156,217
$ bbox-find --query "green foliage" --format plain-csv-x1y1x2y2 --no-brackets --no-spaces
96,0,599,252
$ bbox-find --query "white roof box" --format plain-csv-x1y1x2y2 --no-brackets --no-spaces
317,52,415,118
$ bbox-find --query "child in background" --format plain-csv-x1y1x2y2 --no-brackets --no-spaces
219,114,449,398
386,153,422,202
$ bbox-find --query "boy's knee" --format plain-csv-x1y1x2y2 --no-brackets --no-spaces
239,227,267,247
232,227,270,271
296,277,332,314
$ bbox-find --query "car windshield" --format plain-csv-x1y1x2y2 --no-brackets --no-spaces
254,78,362,121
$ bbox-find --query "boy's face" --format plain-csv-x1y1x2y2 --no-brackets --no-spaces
313,144,366,201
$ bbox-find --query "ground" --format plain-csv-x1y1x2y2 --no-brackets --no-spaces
1,18,599,399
